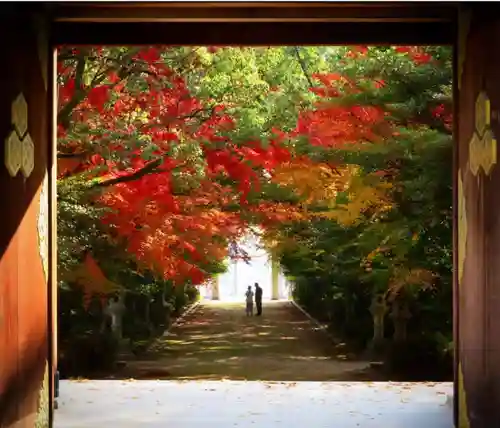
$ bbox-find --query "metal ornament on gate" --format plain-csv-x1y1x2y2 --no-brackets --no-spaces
469,91,497,176
4,92,35,178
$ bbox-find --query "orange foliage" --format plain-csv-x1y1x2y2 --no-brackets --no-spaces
69,254,120,307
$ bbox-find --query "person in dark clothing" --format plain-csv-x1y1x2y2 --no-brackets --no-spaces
254,282,263,316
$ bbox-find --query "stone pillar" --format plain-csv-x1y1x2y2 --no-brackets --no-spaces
271,256,280,300
212,275,220,300
106,293,126,341
105,292,131,364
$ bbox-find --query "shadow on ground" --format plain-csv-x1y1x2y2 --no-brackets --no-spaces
114,301,383,381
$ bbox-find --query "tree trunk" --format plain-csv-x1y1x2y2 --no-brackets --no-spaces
369,294,388,352
144,297,153,337
390,299,411,343
162,284,172,328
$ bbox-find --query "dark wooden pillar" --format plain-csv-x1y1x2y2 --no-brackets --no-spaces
0,5,53,428
457,5,500,427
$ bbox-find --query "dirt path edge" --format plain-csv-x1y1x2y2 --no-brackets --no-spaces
289,299,340,346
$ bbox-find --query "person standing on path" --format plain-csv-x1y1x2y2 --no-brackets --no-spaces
245,286,254,316
254,282,263,316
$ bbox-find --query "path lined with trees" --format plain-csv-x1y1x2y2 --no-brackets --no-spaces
57,45,452,381
120,301,378,381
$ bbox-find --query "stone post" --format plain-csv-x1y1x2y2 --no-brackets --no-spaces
106,293,126,341
105,292,131,364
212,275,220,300
271,256,279,300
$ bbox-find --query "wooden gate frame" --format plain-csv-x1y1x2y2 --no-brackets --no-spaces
41,2,466,426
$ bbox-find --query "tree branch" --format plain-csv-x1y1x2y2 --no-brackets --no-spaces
95,158,164,188
58,152,88,159
57,50,141,131
293,46,314,88
58,53,88,130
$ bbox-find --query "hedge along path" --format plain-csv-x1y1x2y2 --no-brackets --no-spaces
119,300,381,381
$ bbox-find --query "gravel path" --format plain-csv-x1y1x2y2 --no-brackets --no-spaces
120,300,377,381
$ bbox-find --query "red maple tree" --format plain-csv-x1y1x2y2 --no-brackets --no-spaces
58,46,294,287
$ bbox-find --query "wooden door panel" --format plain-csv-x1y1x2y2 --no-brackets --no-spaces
458,6,500,427
0,6,51,428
